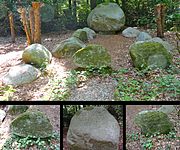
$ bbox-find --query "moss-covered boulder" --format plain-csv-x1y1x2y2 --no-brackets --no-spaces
22,44,52,68
73,44,111,68
87,3,125,33
52,37,86,58
2,64,41,86
134,110,174,135
72,27,96,42
10,111,53,138
7,105,29,116
129,42,172,70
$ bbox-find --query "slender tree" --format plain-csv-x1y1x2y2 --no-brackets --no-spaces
90,0,97,10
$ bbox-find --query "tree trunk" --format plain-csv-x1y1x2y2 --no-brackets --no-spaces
69,0,72,10
9,12,15,43
29,7,35,43
20,8,32,45
32,2,41,44
90,0,97,10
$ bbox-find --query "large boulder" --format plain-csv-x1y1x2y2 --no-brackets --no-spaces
87,3,125,33
7,105,29,116
73,44,111,68
10,110,53,138
67,106,120,150
136,32,152,41
22,44,52,68
72,27,96,42
134,110,174,135
129,42,172,70
122,27,140,38
52,37,86,58
2,64,41,86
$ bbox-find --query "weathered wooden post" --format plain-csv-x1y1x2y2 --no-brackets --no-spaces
32,2,41,44
9,11,15,43
155,4,166,38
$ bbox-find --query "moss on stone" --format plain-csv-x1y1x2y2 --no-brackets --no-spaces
72,29,88,42
134,110,174,135
73,44,111,68
10,111,53,138
129,42,172,70
52,37,86,58
22,44,52,68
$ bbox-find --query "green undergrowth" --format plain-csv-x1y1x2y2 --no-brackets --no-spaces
127,131,179,150
0,85,16,101
114,65,180,101
45,53,179,101
2,131,60,150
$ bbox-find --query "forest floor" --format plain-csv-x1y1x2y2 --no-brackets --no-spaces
0,30,179,101
126,105,180,150
0,105,60,149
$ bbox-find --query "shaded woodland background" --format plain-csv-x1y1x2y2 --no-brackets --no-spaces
0,0,179,36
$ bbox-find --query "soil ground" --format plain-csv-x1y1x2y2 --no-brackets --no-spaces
126,105,180,150
0,105,60,149
0,30,178,101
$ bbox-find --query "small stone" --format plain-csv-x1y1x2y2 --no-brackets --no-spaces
122,27,140,38
136,32,152,41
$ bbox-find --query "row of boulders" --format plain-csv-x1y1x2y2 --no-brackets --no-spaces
0,105,53,138
122,27,174,70
52,27,111,68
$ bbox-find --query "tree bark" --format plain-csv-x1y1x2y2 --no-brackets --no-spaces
32,2,41,44
9,11,15,43
20,8,32,45
29,7,34,43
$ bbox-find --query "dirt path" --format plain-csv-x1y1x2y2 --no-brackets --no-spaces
0,105,60,149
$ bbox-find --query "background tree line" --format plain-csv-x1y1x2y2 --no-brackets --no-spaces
0,0,179,36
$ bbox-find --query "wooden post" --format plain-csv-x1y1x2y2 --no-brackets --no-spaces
9,12,15,43
155,4,166,38
20,8,32,45
29,7,35,43
32,2,41,44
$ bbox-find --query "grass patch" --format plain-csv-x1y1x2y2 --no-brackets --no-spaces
0,85,16,101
